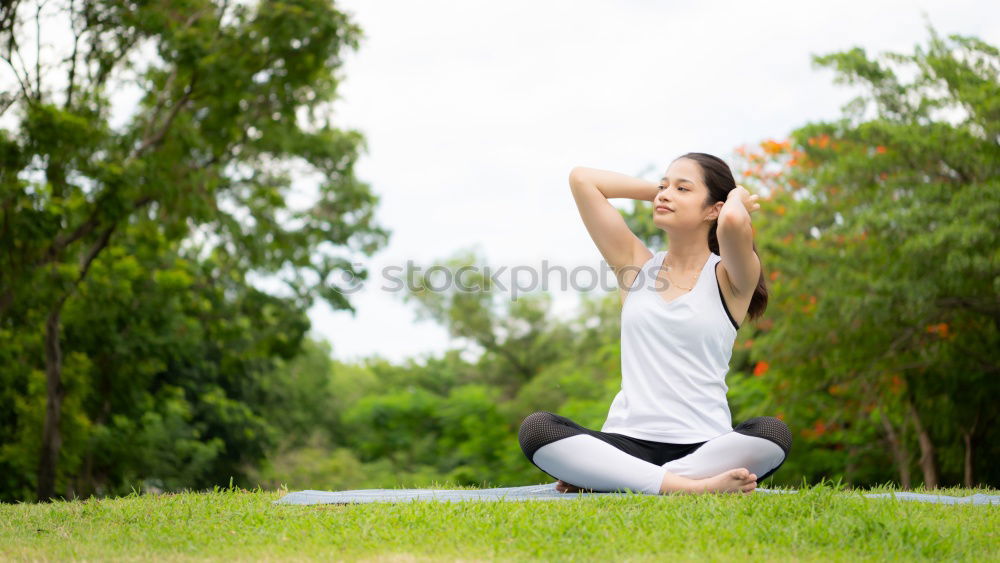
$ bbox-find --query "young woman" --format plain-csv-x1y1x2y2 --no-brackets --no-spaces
517,153,791,495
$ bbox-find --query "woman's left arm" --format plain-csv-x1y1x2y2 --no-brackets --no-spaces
716,185,761,296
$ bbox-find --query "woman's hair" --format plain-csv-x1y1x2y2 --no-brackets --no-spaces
674,152,769,322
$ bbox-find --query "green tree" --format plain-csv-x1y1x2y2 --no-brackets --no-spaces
746,26,999,487
400,248,576,394
0,0,387,499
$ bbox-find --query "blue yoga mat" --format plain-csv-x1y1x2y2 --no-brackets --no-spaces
274,483,1000,505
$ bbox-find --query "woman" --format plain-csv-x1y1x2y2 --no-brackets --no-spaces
517,153,791,495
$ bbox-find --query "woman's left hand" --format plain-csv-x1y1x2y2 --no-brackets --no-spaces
733,185,761,215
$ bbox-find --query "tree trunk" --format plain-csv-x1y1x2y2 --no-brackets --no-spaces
961,414,978,488
36,224,117,500
879,414,912,489
963,431,974,488
962,409,980,488
906,399,938,489
37,307,65,500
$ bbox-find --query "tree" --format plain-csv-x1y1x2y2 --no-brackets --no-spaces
0,0,388,499
739,25,999,487
400,248,575,394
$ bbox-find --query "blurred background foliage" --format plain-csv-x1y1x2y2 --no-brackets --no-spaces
0,1,996,501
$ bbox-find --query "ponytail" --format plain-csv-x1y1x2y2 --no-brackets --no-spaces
707,212,768,323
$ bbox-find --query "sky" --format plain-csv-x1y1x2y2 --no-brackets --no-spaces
307,0,1000,365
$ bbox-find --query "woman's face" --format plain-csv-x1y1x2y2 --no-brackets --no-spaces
653,158,720,231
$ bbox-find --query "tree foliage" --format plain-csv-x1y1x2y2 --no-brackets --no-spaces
0,0,387,500
729,26,999,488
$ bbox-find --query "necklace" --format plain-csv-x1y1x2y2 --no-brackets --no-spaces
663,255,705,291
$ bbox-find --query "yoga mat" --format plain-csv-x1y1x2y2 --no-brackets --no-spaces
274,483,1000,506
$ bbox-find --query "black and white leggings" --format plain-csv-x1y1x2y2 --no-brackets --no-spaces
518,411,793,494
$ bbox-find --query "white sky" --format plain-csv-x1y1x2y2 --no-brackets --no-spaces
310,0,1000,364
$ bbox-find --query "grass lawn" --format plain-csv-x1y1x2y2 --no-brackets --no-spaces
1,483,997,561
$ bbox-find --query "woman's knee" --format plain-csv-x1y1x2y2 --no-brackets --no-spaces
733,416,793,456
518,411,579,461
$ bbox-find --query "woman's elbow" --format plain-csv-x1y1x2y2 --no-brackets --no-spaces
568,166,591,187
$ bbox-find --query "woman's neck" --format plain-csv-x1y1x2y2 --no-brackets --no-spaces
664,231,711,272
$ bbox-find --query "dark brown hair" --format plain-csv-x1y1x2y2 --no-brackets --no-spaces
673,152,768,323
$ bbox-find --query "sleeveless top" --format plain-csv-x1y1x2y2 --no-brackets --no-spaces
600,249,741,443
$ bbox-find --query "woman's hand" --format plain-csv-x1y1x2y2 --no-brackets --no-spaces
730,185,761,216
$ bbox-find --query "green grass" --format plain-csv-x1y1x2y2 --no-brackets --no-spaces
1,483,997,561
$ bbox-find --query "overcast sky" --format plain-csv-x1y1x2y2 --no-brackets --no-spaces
309,0,1000,365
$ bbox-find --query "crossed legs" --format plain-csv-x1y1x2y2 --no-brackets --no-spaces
518,412,792,495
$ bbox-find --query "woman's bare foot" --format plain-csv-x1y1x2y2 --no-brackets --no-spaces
694,468,758,494
661,468,757,495
554,480,587,493
556,469,757,495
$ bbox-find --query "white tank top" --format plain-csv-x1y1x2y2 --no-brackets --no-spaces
600,249,740,443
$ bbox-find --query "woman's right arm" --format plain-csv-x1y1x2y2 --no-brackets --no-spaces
568,166,658,288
